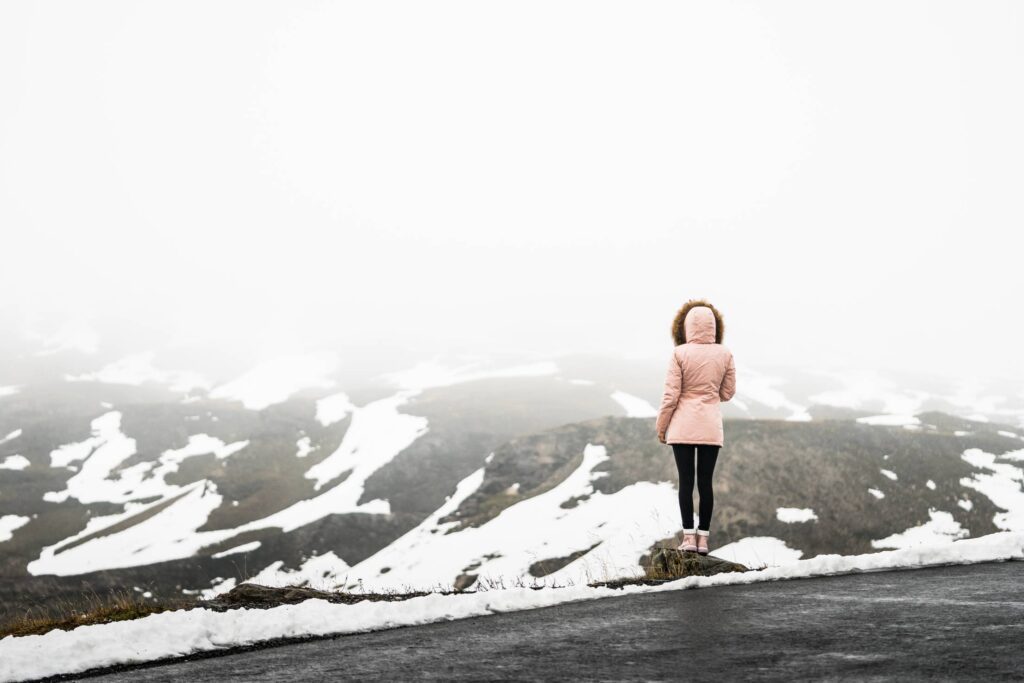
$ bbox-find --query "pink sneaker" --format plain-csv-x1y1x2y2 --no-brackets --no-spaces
678,530,698,552
696,530,710,555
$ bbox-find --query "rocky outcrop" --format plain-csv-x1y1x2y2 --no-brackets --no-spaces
203,582,436,611
591,549,749,589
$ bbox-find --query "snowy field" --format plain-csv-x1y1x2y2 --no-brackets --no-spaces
1,531,1022,682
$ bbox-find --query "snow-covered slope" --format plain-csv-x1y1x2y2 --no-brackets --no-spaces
2,348,1023,621
235,418,1024,595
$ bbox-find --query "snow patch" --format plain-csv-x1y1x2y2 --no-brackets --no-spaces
201,577,236,600
210,353,340,410
44,420,248,506
776,507,818,523
211,541,261,559
305,390,428,491
0,454,29,471
31,383,430,578
868,488,885,499
379,358,559,393
49,411,122,469
712,536,803,567
959,447,1024,532
42,412,137,504
871,509,968,549
0,515,30,542
857,414,921,427
610,391,657,418
0,429,22,445
315,392,356,426
295,437,314,458
213,551,352,597
29,481,226,576
880,468,898,480
733,367,808,421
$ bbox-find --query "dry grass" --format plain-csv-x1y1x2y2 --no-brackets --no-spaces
0,587,198,639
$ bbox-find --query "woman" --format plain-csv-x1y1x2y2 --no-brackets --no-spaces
655,299,736,556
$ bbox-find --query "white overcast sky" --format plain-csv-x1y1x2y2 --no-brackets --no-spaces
1,1,1021,381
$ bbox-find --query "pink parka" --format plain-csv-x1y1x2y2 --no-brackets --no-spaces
655,305,737,446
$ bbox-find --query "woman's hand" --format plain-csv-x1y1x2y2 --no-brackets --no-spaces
658,431,667,444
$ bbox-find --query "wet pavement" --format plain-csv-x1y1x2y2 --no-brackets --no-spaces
87,560,1024,681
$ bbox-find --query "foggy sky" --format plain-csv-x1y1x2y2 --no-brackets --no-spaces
1,1,1022,382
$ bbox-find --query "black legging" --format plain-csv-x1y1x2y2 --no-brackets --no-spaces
671,443,720,531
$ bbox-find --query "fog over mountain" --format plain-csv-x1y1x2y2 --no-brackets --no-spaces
2,1,1023,384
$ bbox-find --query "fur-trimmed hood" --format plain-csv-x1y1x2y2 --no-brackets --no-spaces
671,299,725,345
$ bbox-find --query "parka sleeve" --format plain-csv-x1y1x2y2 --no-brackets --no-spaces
719,352,736,402
655,350,682,437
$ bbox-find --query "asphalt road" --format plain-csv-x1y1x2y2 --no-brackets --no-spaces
88,560,1024,682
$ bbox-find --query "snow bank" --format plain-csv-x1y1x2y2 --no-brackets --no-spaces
3,531,1022,682
713,536,804,566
